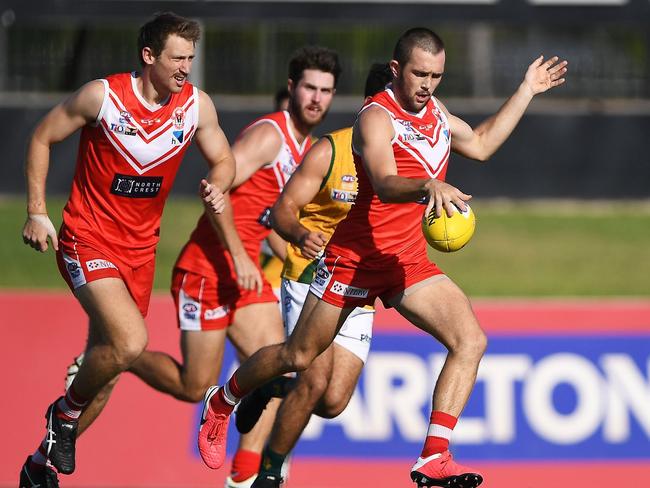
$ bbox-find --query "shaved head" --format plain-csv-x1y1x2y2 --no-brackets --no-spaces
393,27,444,66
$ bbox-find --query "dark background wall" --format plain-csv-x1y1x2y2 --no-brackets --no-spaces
3,107,648,199
1,0,649,200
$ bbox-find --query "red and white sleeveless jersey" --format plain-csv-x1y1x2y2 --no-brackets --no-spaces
61,72,198,266
328,87,451,265
176,111,312,277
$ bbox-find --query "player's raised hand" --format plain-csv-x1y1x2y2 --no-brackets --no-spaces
424,179,472,218
298,230,327,260
523,55,568,96
200,179,226,214
22,213,59,252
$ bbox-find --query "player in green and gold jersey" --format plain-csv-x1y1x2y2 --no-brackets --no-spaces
242,63,392,488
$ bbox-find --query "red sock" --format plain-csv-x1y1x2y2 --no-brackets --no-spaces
421,411,458,457
209,376,246,415
230,449,262,482
56,384,88,421
227,374,246,398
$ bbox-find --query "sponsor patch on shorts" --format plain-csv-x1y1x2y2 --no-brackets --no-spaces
310,257,333,298
178,289,201,331
85,259,118,272
330,281,369,298
204,305,229,320
62,252,87,289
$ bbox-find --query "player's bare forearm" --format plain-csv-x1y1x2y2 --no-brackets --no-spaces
25,140,51,215
205,153,236,194
271,200,308,247
205,193,247,256
373,174,432,203
469,83,535,160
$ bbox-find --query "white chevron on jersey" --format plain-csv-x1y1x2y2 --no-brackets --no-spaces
99,84,199,175
365,97,451,179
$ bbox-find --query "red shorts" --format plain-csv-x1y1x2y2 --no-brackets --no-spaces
171,268,277,331
309,251,444,309
56,239,155,317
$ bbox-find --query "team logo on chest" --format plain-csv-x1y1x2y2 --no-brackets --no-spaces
172,107,185,145
393,110,450,178
102,86,197,175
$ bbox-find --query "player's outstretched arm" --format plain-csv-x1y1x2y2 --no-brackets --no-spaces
271,137,331,259
354,106,470,218
23,80,104,252
447,55,568,162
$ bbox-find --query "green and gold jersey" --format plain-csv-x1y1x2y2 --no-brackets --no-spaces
282,127,358,283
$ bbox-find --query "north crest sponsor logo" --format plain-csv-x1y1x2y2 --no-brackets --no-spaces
85,259,118,272
330,280,369,298
110,173,163,198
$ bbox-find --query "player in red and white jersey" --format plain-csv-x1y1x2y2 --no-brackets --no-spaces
20,13,234,486
124,47,340,487
328,87,452,267
199,28,568,488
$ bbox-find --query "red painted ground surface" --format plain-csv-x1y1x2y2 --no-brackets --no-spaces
1,292,649,487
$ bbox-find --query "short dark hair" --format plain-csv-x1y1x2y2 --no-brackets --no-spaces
138,12,201,66
393,27,444,66
288,46,342,87
364,63,392,98
274,87,290,110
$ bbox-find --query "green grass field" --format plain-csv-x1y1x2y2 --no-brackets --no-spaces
1,196,649,296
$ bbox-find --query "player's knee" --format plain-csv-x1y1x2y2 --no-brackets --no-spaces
453,329,487,362
316,396,347,418
111,334,148,370
298,373,329,400
177,389,203,403
179,383,212,403
317,384,352,418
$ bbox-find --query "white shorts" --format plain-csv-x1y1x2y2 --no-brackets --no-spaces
281,278,373,363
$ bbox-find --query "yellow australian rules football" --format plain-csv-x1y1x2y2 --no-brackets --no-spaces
422,203,476,252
